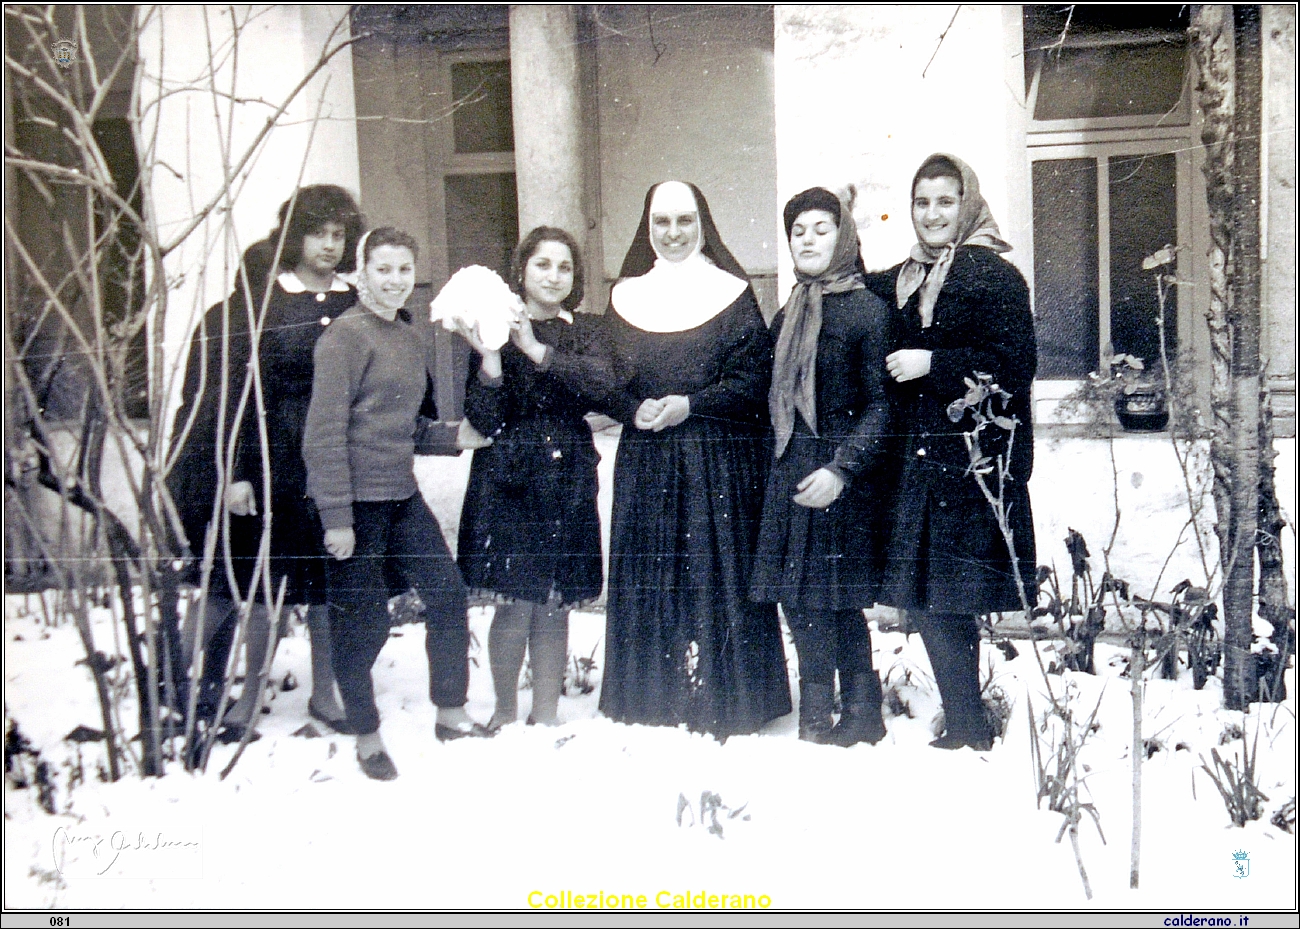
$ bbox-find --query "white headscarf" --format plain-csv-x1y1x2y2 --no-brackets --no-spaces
611,182,747,333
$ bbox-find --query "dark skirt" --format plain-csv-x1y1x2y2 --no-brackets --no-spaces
457,415,604,606
599,417,792,738
750,423,880,613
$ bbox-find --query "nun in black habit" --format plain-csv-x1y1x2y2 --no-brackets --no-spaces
598,181,792,738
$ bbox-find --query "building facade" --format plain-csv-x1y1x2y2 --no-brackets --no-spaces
142,4,1295,437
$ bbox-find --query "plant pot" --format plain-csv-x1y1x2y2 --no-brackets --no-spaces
1115,392,1169,432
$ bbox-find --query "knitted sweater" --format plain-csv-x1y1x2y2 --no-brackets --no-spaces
303,306,437,530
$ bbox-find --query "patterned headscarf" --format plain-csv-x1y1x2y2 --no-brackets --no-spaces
895,154,1010,327
353,230,381,314
770,188,865,458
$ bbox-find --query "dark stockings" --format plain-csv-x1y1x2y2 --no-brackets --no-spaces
917,611,990,741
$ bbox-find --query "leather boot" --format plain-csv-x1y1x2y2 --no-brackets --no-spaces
818,672,886,747
798,682,835,741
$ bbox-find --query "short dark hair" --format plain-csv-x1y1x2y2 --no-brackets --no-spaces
509,226,585,312
911,155,964,199
270,184,364,274
361,227,419,265
783,187,842,239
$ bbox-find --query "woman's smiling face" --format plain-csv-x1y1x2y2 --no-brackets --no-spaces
364,244,415,311
523,240,575,311
650,210,700,263
912,176,963,250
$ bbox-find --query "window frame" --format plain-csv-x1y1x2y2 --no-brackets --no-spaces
419,47,516,422
423,48,516,290
1026,34,1197,390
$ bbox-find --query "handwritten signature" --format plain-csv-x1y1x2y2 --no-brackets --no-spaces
52,827,200,876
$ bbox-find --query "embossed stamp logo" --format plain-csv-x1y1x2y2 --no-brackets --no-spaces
52,39,77,68
1232,849,1250,879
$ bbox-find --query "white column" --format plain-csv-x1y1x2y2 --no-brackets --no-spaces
136,4,360,430
509,6,584,240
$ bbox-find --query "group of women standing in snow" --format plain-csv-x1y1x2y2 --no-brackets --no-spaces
171,150,1036,780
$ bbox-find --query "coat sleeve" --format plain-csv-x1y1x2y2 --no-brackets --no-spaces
463,350,511,438
686,292,774,427
541,315,624,415
926,251,1036,404
582,309,643,424
825,291,892,486
226,274,280,490
303,327,360,530
168,297,247,546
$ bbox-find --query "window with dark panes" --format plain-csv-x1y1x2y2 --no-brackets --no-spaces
1025,6,1191,380
450,60,514,154
350,5,516,423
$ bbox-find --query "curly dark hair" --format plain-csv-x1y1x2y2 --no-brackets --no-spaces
509,226,585,313
361,227,419,265
269,184,364,274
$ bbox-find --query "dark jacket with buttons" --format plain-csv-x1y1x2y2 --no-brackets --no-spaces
456,313,610,605
866,245,1037,615
168,258,355,604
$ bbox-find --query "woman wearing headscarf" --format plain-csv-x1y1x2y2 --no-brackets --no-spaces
598,181,791,738
751,188,892,746
865,154,1037,751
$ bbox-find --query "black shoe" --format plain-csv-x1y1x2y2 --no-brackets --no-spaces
930,732,993,752
358,749,398,780
818,674,886,747
309,700,356,735
214,724,262,746
435,722,494,742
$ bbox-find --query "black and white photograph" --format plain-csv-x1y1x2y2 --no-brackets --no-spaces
3,4,1296,917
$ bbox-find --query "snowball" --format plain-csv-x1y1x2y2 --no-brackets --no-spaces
429,265,523,350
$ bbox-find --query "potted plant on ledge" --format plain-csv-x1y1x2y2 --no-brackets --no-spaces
1110,353,1169,432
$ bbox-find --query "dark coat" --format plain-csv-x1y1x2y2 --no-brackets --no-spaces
457,313,608,605
750,286,893,612
166,259,267,597
865,245,1037,615
234,278,357,604
168,265,356,605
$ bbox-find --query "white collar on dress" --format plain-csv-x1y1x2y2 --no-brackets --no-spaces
611,254,746,333
277,271,351,294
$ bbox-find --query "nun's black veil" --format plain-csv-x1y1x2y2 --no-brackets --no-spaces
616,182,749,282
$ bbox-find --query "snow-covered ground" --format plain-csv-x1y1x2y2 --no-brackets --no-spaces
4,432,1296,911
5,596,1296,911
